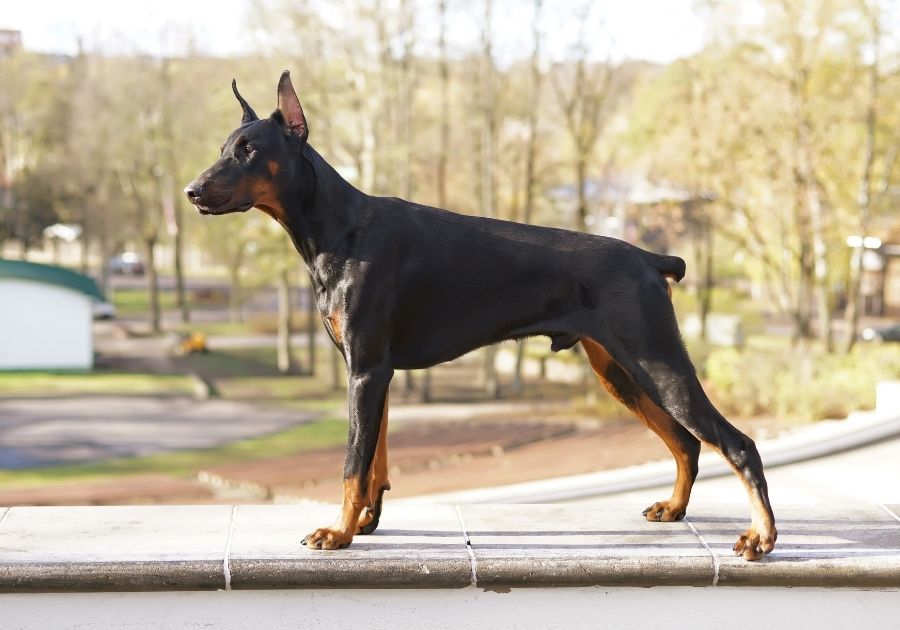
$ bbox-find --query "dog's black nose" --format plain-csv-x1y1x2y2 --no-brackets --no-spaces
184,182,204,204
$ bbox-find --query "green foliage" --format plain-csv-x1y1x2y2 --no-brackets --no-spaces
704,344,900,422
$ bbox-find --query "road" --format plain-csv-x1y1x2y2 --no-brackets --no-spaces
0,397,316,469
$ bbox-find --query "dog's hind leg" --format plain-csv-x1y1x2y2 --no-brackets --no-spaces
655,367,775,560
582,338,700,522
586,271,776,560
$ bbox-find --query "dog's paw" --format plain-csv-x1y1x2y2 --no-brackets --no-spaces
733,527,777,561
301,527,354,550
642,501,687,522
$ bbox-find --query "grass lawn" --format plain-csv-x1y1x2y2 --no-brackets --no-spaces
170,320,257,337
171,312,318,337
186,345,347,404
0,416,349,488
112,288,179,315
0,371,195,397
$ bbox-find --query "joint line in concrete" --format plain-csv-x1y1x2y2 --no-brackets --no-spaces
454,505,478,588
878,503,900,524
685,517,719,586
0,508,10,532
223,505,238,591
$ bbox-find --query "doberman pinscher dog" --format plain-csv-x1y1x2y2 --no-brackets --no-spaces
185,71,777,561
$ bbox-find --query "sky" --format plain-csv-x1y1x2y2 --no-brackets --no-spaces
2,0,709,64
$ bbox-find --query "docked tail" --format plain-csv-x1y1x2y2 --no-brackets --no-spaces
648,253,686,283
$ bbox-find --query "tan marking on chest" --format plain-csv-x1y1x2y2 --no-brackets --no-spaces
325,312,344,345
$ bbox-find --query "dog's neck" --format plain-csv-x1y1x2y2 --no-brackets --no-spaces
275,144,360,260
272,143,365,295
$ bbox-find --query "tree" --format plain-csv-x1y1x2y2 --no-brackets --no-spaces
843,0,898,351
512,0,544,395
420,0,453,403
0,51,67,256
478,0,501,399
550,3,614,233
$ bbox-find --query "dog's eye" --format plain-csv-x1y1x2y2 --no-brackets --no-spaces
244,144,256,158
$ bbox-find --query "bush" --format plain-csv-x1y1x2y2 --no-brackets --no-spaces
703,344,900,422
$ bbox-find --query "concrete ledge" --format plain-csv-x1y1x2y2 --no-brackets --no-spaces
0,503,899,592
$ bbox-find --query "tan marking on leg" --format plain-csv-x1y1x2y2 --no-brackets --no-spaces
301,475,366,550
581,337,697,521
634,393,698,517
719,458,777,561
581,337,775,559
358,394,391,533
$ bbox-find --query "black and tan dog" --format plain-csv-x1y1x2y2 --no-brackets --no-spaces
185,71,776,561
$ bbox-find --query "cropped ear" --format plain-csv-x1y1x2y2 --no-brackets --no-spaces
276,70,308,142
232,79,258,124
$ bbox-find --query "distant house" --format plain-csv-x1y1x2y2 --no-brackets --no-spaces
0,260,105,370
0,29,22,57
545,173,714,247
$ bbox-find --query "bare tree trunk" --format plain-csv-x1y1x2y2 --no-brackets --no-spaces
809,185,832,351
682,62,714,340
396,0,418,396
550,8,611,236
513,0,543,397
575,156,588,232
159,60,190,325
228,255,243,324
79,210,90,273
785,17,828,348
277,268,295,375
688,207,713,341
421,0,454,403
173,202,189,323
144,236,161,334
98,231,112,300
479,0,500,399
844,8,883,353
372,0,395,196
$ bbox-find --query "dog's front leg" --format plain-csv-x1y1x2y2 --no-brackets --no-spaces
302,360,393,550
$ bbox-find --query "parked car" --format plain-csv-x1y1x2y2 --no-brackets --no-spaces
108,252,144,276
861,324,900,343
92,301,116,320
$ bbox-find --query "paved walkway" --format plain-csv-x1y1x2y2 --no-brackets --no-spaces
410,407,900,507
578,432,900,508
0,397,316,468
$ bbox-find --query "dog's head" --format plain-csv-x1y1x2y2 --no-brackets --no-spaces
184,71,309,219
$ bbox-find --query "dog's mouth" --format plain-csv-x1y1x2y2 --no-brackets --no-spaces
196,200,254,215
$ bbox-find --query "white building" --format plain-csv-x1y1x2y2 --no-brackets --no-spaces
0,259,104,370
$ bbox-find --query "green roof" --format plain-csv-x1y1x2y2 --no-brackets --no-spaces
0,259,105,301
